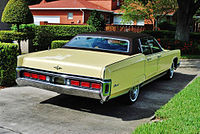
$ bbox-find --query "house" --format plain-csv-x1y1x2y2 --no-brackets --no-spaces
29,0,151,26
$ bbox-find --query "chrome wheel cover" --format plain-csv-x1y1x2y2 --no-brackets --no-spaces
169,63,174,79
129,86,139,102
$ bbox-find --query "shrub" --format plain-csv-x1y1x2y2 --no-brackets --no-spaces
51,40,69,49
0,43,19,86
87,11,106,31
0,30,27,42
11,24,36,39
2,0,33,25
32,26,54,50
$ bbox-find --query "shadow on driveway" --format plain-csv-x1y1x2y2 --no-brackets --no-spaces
41,72,196,121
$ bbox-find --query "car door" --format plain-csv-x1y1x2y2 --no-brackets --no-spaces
149,38,167,73
139,37,158,80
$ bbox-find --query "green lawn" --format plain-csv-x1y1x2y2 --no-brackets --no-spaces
181,55,200,59
133,77,200,134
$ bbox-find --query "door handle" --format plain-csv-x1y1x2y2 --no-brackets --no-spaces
157,55,161,58
147,58,152,61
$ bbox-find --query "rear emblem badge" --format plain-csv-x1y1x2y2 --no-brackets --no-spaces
54,65,62,70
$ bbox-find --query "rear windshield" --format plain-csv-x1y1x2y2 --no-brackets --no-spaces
63,36,130,53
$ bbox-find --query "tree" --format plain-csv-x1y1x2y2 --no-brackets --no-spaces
0,0,10,30
175,0,200,41
87,11,106,31
2,0,33,54
121,0,177,30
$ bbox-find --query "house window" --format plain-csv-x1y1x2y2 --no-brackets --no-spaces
136,19,144,26
117,0,120,6
106,15,111,24
113,15,134,25
68,13,73,20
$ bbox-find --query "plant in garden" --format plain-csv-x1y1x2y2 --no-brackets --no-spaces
51,40,69,49
1,0,33,54
121,0,177,30
87,10,106,31
0,43,19,86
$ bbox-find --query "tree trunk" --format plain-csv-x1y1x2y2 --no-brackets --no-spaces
175,1,195,42
17,24,21,55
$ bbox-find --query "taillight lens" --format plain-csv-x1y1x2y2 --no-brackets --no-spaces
81,82,90,88
23,72,31,77
39,75,46,81
71,80,80,86
91,83,101,89
31,73,38,79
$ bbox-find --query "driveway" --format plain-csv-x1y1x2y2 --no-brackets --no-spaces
0,59,199,134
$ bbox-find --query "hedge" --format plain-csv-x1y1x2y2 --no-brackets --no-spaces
0,30,27,42
11,24,96,51
39,25,96,37
11,24,36,39
51,40,69,49
0,43,19,86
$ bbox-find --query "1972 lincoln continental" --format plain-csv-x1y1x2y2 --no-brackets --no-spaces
16,32,180,104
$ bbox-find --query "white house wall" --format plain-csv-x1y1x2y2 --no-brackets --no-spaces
33,16,60,25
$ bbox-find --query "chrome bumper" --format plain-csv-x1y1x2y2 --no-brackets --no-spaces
16,78,108,101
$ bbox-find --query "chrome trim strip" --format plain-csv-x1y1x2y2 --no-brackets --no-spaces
16,67,102,83
140,71,167,87
16,78,101,100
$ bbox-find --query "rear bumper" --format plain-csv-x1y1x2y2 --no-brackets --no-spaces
16,67,111,102
16,78,102,100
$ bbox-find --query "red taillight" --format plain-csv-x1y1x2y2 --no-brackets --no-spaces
23,72,30,77
39,75,46,81
81,82,90,88
91,83,101,89
71,80,80,86
31,73,38,79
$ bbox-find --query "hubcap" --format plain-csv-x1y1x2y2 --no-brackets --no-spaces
129,86,139,102
169,63,174,79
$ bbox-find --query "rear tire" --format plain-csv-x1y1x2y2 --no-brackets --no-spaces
165,62,175,80
124,85,140,105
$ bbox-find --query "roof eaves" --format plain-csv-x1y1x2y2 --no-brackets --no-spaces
29,8,113,13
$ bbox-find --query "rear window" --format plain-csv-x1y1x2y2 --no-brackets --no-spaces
63,36,130,53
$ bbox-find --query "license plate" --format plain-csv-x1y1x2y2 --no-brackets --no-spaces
54,77,65,85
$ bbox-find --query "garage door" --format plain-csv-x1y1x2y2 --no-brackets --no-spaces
33,16,60,25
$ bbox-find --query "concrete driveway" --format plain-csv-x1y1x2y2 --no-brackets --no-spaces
0,59,199,134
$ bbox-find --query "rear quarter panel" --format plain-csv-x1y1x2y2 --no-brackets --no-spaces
161,49,180,70
104,54,146,99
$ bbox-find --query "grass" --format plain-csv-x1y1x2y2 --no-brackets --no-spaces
181,55,200,59
133,77,200,134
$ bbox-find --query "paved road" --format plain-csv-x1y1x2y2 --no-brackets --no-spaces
0,59,199,134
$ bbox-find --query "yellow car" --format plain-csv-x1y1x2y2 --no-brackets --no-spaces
16,32,180,104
